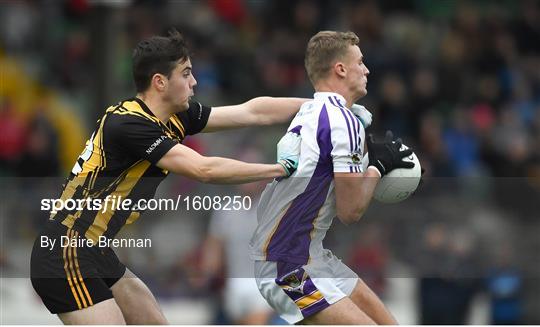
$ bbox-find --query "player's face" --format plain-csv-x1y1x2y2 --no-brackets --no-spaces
165,58,197,111
344,45,370,99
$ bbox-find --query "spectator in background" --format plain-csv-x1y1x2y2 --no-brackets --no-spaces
410,68,440,139
346,224,388,297
419,112,455,177
0,99,27,175
417,223,450,324
14,110,62,234
487,243,523,325
417,224,481,324
443,108,481,177
377,73,412,138
16,112,60,177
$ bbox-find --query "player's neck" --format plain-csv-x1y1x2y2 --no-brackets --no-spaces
315,82,354,108
136,93,173,123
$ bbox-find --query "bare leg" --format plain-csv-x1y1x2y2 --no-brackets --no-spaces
111,269,168,324
300,297,376,325
349,279,398,325
58,298,126,325
236,310,273,325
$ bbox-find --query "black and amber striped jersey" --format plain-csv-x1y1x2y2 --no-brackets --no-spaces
50,98,211,243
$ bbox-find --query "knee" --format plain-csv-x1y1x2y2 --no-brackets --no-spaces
123,307,168,325
125,312,167,325
145,308,168,325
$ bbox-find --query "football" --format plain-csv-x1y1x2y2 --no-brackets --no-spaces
373,144,421,203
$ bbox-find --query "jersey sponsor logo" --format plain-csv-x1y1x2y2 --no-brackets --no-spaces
349,151,362,165
276,268,307,294
146,135,167,154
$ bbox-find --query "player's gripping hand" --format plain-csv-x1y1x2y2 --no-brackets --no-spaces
277,126,302,177
367,130,414,177
351,104,372,129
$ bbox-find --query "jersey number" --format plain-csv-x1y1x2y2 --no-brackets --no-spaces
71,131,95,175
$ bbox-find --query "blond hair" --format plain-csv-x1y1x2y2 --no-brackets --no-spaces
305,31,360,84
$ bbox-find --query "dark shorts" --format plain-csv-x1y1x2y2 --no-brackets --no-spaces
30,223,126,314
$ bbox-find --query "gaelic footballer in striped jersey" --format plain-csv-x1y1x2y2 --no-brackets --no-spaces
30,28,306,324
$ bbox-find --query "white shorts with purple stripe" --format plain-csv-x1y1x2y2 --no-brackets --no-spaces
254,250,358,324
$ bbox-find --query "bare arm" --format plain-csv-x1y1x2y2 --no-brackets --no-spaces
334,167,381,225
156,144,285,184
202,97,307,132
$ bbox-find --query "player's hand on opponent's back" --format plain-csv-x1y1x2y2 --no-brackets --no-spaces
367,130,414,177
351,104,372,128
277,126,302,177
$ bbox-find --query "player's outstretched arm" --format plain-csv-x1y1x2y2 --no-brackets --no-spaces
157,144,285,184
156,135,299,184
202,97,307,132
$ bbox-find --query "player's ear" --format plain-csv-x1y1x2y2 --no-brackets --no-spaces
334,62,346,78
152,73,167,91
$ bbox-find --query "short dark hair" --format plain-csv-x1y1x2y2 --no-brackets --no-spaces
132,29,191,93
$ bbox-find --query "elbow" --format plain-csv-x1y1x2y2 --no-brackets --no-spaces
197,174,212,184
338,214,361,226
337,206,367,225
249,96,281,125
193,164,214,184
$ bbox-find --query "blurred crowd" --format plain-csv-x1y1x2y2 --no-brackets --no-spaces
1,0,539,324
2,0,540,180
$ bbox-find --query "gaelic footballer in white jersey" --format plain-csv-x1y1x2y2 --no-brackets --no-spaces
250,92,365,324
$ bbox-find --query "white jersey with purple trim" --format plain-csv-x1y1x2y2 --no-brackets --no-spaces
250,92,365,265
